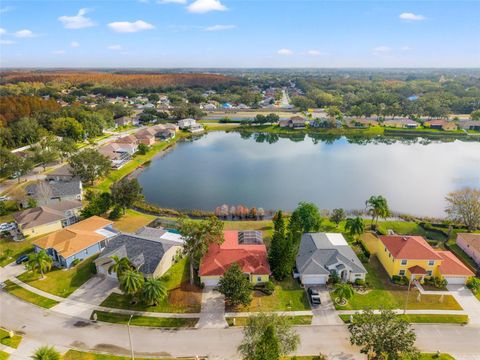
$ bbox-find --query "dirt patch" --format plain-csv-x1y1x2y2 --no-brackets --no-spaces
168,282,202,312
73,321,92,328
93,343,130,355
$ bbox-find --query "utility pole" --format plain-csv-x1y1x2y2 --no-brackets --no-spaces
128,314,135,360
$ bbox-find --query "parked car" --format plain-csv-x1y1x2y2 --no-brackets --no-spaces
0,223,16,232
15,254,29,264
307,287,321,305
0,196,11,201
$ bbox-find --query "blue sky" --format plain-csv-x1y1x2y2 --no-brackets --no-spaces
0,0,479,68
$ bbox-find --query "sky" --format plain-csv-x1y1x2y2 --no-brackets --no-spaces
0,0,479,68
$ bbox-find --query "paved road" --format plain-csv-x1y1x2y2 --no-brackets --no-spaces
2,292,480,359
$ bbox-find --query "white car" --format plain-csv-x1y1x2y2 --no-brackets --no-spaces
0,196,10,201
0,223,16,232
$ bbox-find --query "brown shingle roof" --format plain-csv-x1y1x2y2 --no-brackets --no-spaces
14,200,82,230
458,233,480,254
33,216,113,258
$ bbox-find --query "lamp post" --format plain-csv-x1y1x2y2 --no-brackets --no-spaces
404,276,414,315
128,314,135,360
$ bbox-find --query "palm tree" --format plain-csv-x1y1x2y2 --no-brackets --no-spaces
27,250,53,279
333,283,354,304
141,277,168,306
365,195,390,226
345,217,365,240
108,256,133,278
119,269,145,302
31,346,61,360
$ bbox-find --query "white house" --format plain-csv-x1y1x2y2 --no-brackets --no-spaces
178,118,197,129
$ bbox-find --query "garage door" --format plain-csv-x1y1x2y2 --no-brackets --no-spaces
301,275,327,285
202,277,220,287
445,276,467,285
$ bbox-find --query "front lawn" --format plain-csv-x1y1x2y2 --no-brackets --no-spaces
339,314,468,324
0,351,9,360
92,311,198,328
419,354,455,360
232,278,310,312
112,209,156,233
100,257,202,313
2,280,59,308
0,328,22,349
334,257,462,311
17,255,97,297
0,237,33,267
63,350,202,360
226,315,312,327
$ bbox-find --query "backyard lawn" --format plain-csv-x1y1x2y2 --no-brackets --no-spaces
2,280,59,308
63,350,202,360
334,257,462,311
92,311,198,328
112,209,156,233
17,255,97,297
232,278,310,312
100,257,202,313
0,328,22,349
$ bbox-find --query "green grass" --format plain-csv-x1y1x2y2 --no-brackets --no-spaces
282,357,325,360
419,354,455,360
233,278,310,312
100,257,202,313
0,351,9,360
112,209,156,233
92,311,198,328
63,350,202,360
376,221,447,241
17,255,97,298
339,314,468,324
95,134,189,192
0,237,33,267
226,315,312,327
334,257,462,311
2,280,59,308
0,328,22,349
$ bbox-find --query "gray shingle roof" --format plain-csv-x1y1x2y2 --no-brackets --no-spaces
296,233,367,276
26,180,82,199
99,234,175,275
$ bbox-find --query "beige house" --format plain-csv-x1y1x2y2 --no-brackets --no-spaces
14,200,82,237
457,233,480,267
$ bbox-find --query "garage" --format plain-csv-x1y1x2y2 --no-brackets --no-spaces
300,275,328,285
201,277,220,287
444,276,468,285
95,258,117,279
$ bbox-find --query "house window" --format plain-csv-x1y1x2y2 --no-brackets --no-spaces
426,270,432,276
399,270,406,276
85,249,88,255
257,276,262,282
401,259,407,265
428,260,435,266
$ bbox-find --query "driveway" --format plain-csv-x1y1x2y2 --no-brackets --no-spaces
447,284,480,325
0,262,26,282
195,287,228,329
311,288,343,325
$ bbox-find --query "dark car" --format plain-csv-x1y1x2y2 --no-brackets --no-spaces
307,287,321,305
15,254,29,265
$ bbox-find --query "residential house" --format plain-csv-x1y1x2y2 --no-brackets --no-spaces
456,233,480,267
134,128,156,145
13,200,82,237
164,123,179,132
295,233,367,285
98,142,137,169
178,118,197,130
94,232,183,279
203,103,217,111
278,119,290,128
188,124,204,134
458,121,480,131
289,116,307,129
25,179,83,206
424,119,457,131
32,216,117,268
115,135,139,146
383,119,419,128
199,230,270,286
346,118,379,128
45,164,75,182
370,235,474,284
114,116,134,128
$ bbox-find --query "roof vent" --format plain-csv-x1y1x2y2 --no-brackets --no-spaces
402,236,408,241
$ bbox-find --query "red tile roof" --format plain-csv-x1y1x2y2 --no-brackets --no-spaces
199,230,270,276
379,235,443,260
436,250,475,277
408,265,426,275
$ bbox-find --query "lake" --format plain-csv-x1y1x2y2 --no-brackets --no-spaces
137,131,480,217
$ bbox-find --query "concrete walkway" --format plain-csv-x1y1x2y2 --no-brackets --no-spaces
195,287,228,329
0,262,26,283
447,284,480,325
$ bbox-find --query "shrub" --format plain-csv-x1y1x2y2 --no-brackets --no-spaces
392,275,408,286
108,206,123,220
137,143,149,155
71,258,81,267
328,272,340,284
354,278,365,286
253,281,275,295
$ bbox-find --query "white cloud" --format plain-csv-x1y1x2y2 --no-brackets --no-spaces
187,0,227,14
0,28,6,35
401,46,412,51
204,24,236,32
58,8,95,29
277,48,293,56
0,39,15,45
108,20,155,33
307,50,321,56
14,29,37,38
373,46,391,55
157,0,186,3
70,41,80,48
52,50,65,55
107,44,123,50
0,6,13,13
399,12,426,21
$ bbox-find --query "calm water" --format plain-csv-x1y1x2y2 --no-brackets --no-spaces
137,132,480,217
